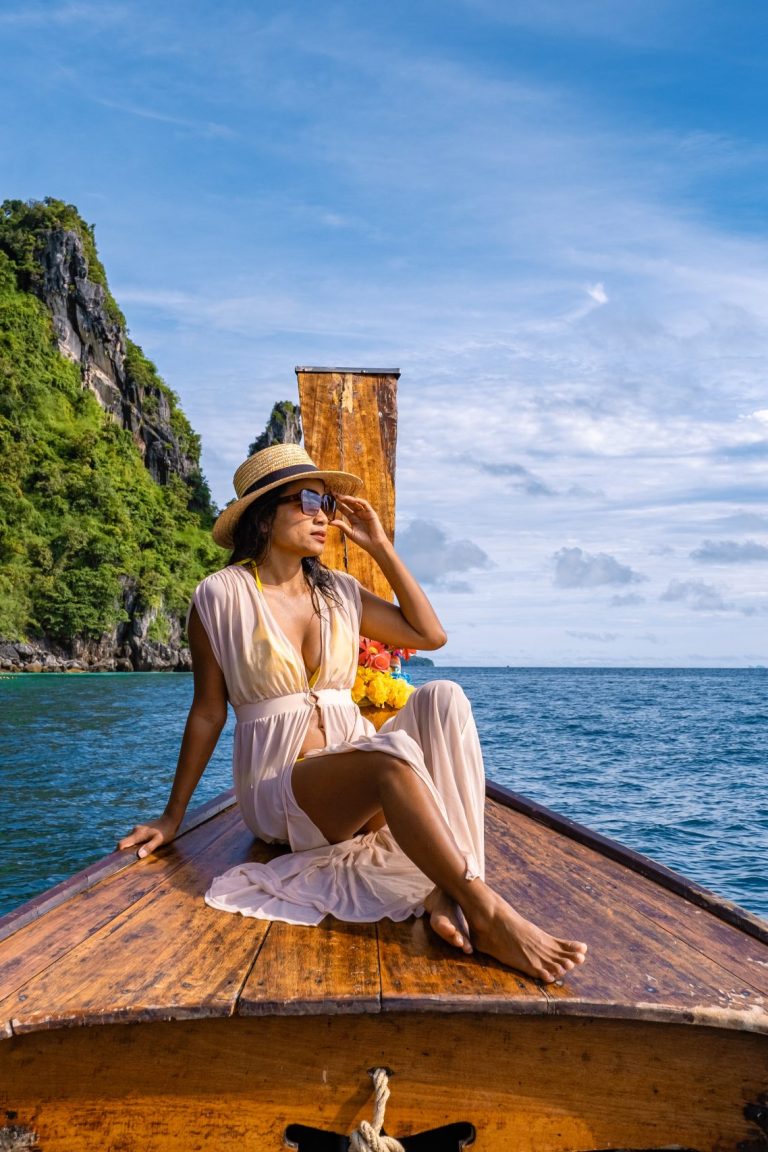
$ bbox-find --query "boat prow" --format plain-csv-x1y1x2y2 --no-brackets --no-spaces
1,780,767,1151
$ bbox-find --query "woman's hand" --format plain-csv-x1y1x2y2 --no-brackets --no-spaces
118,813,180,859
331,496,390,554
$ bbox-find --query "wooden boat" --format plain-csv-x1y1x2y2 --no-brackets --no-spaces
1,369,767,1151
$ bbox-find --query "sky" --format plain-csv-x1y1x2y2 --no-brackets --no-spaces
2,0,767,666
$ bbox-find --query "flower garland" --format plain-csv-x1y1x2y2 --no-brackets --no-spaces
353,637,417,710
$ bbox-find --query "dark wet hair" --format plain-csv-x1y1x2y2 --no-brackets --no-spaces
228,484,340,610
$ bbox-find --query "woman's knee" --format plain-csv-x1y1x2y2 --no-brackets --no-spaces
368,751,414,792
416,678,469,715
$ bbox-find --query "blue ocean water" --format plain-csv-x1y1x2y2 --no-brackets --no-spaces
0,668,766,920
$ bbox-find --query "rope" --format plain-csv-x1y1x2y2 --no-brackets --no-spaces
348,1067,405,1152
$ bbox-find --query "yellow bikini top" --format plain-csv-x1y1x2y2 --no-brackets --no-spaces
236,559,320,689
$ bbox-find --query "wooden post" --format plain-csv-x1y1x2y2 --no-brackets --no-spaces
296,366,399,601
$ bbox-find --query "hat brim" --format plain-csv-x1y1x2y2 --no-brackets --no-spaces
212,468,363,549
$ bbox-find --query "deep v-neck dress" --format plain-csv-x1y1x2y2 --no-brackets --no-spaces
193,564,486,926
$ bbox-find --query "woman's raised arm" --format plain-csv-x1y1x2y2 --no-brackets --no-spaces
117,606,229,857
332,496,447,651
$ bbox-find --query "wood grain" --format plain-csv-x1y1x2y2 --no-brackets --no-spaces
239,918,380,1015
1,1014,766,1152
484,801,768,1031
4,817,275,1033
0,802,244,1005
297,368,399,601
377,911,546,1012
487,779,768,945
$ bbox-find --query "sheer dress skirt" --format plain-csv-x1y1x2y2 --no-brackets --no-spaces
204,680,486,926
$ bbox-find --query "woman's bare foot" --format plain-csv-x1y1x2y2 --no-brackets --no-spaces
424,888,473,954
465,887,588,983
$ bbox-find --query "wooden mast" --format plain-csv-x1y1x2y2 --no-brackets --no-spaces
296,366,399,602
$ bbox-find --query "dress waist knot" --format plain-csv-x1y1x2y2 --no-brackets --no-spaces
235,688,354,724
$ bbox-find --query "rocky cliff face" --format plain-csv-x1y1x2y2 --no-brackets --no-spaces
37,228,201,490
0,198,219,673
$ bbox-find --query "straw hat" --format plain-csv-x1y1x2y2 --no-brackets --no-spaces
212,444,363,548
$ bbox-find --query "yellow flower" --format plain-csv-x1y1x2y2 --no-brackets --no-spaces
389,679,413,709
365,671,391,707
352,672,368,704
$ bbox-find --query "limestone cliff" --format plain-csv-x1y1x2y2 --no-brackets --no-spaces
39,231,209,503
0,198,221,672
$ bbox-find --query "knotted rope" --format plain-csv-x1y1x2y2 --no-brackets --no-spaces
348,1067,404,1152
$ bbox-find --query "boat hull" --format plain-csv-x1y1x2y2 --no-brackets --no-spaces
2,1013,766,1150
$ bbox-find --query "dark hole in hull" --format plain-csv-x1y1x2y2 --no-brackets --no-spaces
283,1121,476,1150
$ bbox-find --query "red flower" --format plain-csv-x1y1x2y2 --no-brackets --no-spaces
358,637,392,671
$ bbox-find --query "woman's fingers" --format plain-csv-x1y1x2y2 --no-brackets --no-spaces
117,825,148,850
117,824,167,857
136,831,165,859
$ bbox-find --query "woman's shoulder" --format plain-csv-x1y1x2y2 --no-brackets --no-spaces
327,568,360,596
327,568,363,613
193,565,249,603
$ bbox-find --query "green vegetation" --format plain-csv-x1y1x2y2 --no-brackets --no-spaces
0,202,225,646
248,400,302,455
0,197,125,327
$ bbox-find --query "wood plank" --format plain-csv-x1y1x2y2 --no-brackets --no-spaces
377,911,547,1011
297,367,399,601
0,802,244,1006
484,802,768,1031
238,918,380,1015
4,817,279,1033
487,794,768,997
487,779,768,944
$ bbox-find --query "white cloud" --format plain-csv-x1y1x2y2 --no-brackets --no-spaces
553,547,647,589
396,519,492,591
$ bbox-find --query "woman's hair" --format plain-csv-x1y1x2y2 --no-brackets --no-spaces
228,484,340,609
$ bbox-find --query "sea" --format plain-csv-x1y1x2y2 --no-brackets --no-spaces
0,667,766,921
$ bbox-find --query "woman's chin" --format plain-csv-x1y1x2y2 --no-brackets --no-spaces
301,542,326,559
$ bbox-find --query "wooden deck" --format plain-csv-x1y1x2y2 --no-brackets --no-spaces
2,782,768,1037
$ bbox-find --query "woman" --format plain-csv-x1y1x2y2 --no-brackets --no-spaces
120,445,587,982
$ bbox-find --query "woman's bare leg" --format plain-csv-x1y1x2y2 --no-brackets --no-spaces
291,750,587,982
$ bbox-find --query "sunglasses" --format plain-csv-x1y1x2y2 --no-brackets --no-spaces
275,489,337,518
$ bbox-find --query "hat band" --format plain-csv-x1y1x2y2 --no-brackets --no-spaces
240,462,319,500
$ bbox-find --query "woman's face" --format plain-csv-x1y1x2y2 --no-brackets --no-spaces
269,479,331,558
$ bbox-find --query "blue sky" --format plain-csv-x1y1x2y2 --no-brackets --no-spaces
2,0,768,665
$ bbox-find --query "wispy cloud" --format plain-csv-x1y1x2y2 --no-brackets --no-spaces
690,539,768,563
94,98,236,140
0,3,127,27
469,459,556,497
660,579,728,612
610,592,645,607
566,630,618,642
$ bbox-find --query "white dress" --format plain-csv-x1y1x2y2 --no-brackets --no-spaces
195,564,486,926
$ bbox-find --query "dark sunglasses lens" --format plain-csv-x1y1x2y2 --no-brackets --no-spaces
299,490,336,516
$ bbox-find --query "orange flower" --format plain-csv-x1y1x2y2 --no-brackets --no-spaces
358,637,392,671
